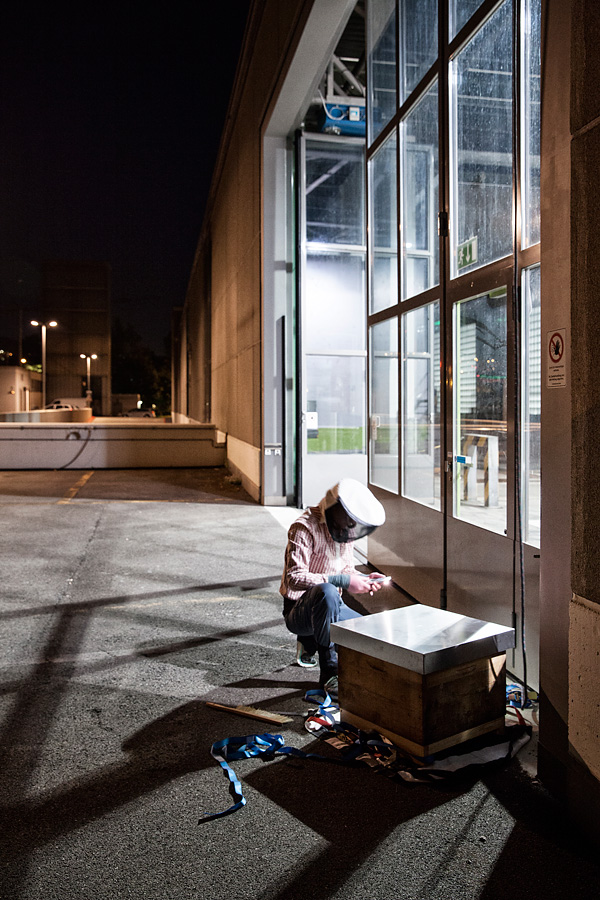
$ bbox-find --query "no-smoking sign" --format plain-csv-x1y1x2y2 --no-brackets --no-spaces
547,328,567,388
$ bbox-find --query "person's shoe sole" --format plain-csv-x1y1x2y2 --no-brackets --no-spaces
296,640,318,667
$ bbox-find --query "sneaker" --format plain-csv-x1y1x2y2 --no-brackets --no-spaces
321,674,338,703
296,640,318,668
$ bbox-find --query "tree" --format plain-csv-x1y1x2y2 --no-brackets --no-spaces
111,317,171,415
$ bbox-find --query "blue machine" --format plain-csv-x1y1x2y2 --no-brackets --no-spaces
318,101,366,137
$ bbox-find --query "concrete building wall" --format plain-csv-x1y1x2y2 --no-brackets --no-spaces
535,0,600,846
185,245,211,424
567,0,600,839
171,307,186,421
538,0,572,800
181,1,309,499
0,366,41,413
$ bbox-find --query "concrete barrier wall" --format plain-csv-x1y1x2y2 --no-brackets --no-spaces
0,422,226,469
0,409,93,423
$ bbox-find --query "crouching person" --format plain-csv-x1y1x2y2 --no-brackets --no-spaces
279,478,386,702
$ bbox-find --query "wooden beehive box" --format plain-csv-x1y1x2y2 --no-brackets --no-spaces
331,605,515,757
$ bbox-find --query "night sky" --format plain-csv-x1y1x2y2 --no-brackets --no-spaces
0,2,251,354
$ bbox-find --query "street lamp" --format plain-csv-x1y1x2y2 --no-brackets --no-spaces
31,319,58,409
80,353,98,406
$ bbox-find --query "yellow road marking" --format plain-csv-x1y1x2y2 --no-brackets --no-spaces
58,471,95,504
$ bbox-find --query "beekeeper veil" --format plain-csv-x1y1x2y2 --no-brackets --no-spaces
320,478,386,543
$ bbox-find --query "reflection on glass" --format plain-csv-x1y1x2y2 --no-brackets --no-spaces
305,140,365,245
450,0,485,40
367,0,397,143
402,302,441,508
304,251,366,455
454,289,507,534
522,265,540,545
369,131,397,314
401,82,439,300
304,252,365,353
450,0,513,278
399,0,438,102
306,356,366,455
370,318,399,493
521,0,541,248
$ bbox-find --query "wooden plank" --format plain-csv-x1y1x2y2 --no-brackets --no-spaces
205,702,292,725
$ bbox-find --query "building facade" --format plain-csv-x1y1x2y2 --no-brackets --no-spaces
0,365,41,413
41,260,111,416
172,0,600,845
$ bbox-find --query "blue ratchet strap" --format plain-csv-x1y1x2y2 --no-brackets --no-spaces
303,688,339,731
303,690,384,762
199,733,283,822
304,687,333,706
506,683,537,709
201,720,363,822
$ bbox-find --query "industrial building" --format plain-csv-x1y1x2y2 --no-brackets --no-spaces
171,0,599,844
40,260,112,416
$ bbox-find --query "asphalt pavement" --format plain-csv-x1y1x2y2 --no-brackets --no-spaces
1,468,599,900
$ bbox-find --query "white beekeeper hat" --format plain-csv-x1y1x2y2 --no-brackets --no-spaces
322,478,385,542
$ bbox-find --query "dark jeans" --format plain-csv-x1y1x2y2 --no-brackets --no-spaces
283,582,361,673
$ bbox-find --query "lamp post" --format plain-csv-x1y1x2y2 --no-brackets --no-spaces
31,320,58,409
80,353,98,406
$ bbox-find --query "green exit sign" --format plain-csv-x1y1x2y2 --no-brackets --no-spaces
457,236,478,270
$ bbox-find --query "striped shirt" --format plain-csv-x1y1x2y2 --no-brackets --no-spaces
279,505,356,602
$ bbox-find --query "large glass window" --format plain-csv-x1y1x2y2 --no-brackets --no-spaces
304,251,366,456
370,318,399,492
365,0,540,537
300,135,367,503
399,0,438,103
305,355,366,455
450,0,486,40
450,0,513,278
367,0,397,143
400,81,439,300
402,301,441,507
521,0,541,248
304,252,365,353
521,265,540,545
369,131,398,314
305,141,364,245
453,288,508,534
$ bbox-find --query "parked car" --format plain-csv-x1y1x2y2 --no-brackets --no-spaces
44,401,74,410
44,397,88,409
123,408,156,418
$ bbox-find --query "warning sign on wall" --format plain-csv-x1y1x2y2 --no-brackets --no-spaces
547,328,567,388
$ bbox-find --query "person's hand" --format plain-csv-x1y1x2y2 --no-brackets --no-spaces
348,572,384,594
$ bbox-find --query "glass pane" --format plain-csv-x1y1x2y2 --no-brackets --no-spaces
450,0,485,40
304,252,365,353
401,82,439,300
399,0,438,103
305,141,365,245
369,318,399,492
402,301,441,508
306,355,366,455
521,0,541,248
454,288,507,534
367,0,397,143
522,265,540,545
450,0,513,278
369,131,398,314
